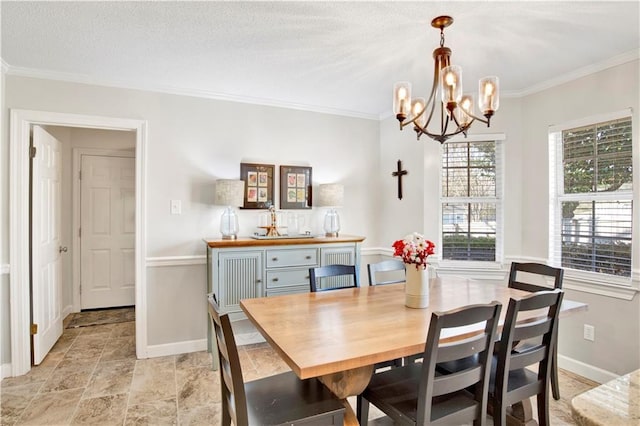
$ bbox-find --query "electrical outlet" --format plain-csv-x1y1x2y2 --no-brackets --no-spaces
170,200,181,215
583,324,595,342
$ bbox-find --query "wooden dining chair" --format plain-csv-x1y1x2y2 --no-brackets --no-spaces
367,259,405,286
309,264,359,292
367,259,406,369
356,301,502,426
207,294,345,426
492,289,564,426
508,262,563,400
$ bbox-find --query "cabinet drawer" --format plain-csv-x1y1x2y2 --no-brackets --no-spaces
266,248,318,268
266,285,309,297
266,268,312,289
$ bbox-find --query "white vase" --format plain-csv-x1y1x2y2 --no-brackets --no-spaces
405,265,429,308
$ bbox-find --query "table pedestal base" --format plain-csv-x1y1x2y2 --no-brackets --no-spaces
319,365,374,426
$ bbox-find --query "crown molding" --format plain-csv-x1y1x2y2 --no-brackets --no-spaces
4,64,379,121
4,49,638,122
508,48,640,98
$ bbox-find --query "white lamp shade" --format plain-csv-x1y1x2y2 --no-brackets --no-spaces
215,179,244,207
317,183,344,207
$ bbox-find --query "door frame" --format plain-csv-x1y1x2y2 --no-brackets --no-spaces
10,109,148,376
72,148,136,312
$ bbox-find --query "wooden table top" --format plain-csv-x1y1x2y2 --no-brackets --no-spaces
240,276,587,380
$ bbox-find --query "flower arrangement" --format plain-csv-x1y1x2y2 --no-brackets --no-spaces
392,232,435,270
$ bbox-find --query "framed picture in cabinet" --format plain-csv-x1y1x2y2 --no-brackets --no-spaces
240,163,274,209
279,165,312,209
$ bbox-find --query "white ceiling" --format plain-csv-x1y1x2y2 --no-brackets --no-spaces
2,1,639,119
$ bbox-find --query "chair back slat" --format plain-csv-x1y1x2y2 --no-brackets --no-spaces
509,345,547,370
509,262,563,292
513,318,553,341
367,259,405,285
309,264,359,292
416,301,502,424
432,365,482,397
438,334,489,363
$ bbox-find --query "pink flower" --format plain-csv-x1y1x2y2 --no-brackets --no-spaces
392,232,435,270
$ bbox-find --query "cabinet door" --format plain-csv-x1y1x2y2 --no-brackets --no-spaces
319,245,359,288
320,245,356,266
217,251,263,314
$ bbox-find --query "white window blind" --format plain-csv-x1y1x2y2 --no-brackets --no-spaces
549,112,633,278
440,138,503,262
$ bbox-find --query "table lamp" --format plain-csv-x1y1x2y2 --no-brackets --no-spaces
214,179,245,240
318,183,344,237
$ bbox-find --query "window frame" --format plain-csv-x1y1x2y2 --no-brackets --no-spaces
438,133,505,270
549,109,639,297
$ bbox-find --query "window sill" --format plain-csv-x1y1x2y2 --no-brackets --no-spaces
562,269,639,301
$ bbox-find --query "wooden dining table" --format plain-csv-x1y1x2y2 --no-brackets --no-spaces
240,276,587,425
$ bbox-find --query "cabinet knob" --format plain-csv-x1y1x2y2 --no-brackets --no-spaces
272,257,278,261
256,279,262,283
305,255,311,259
272,277,279,282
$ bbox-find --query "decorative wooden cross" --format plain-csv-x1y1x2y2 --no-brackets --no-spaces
392,160,408,200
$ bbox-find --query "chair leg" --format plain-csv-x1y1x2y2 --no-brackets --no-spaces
537,390,551,426
356,395,369,425
551,349,560,400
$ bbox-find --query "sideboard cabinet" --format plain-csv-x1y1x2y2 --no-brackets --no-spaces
205,235,365,321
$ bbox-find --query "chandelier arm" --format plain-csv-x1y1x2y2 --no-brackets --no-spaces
411,55,442,135
420,125,471,144
461,111,490,125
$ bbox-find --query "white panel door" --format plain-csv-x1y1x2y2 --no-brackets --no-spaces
81,154,135,309
32,126,63,365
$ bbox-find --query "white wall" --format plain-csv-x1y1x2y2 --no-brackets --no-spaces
518,60,640,378
1,75,380,356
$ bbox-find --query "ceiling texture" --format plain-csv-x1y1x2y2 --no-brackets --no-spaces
1,1,639,119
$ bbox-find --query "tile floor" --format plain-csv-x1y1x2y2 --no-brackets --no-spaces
1,319,598,425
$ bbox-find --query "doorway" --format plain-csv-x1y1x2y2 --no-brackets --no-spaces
9,109,148,377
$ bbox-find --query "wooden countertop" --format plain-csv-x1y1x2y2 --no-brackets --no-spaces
203,234,365,248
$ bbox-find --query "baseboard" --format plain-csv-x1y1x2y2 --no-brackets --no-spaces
1,363,12,379
558,354,619,384
145,338,207,358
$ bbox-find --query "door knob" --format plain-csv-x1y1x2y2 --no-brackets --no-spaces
59,246,68,253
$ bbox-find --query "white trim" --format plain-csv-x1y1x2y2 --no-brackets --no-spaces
146,255,206,267
511,49,640,98
62,304,74,323
5,65,377,121
548,108,632,133
72,148,136,313
1,363,11,380
0,264,9,275
9,109,148,377
557,354,620,385
145,338,207,359
1,58,8,73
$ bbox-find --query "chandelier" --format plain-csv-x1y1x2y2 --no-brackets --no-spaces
393,16,500,143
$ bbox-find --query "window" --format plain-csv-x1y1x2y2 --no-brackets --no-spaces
549,111,633,279
441,137,503,262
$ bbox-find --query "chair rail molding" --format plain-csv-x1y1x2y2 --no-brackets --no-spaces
146,255,207,267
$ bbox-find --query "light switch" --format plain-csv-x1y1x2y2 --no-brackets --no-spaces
170,200,181,215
